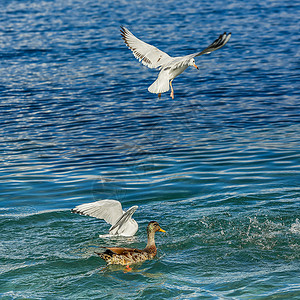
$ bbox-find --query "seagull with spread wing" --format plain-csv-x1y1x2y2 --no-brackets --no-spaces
121,26,231,99
71,200,138,237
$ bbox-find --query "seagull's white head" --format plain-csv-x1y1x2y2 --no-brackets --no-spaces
189,58,199,69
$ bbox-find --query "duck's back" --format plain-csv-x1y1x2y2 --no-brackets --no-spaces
97,247,154,266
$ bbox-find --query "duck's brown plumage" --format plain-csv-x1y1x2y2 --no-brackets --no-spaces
96,221,165,266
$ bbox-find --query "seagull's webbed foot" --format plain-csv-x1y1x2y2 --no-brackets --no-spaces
170,80,174,99
158,93,161,99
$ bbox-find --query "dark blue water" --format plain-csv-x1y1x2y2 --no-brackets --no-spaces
1,0,300,298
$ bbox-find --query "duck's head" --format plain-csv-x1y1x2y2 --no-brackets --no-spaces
147,221,166,234
189,58,199,69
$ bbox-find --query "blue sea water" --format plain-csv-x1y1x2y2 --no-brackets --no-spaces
0,0,300,298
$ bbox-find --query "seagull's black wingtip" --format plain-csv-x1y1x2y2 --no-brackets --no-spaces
120,25,128,32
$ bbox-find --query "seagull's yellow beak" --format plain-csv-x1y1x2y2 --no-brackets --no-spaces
159,228,166,233
194,63,199,69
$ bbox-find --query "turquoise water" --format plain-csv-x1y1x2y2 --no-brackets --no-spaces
1,0,300,298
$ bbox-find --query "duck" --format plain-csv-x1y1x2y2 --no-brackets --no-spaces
71,199,138,237
95,221,165,268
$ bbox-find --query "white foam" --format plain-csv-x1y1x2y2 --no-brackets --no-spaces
290,219,300,234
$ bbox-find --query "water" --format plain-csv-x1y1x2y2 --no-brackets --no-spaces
0,0,300,298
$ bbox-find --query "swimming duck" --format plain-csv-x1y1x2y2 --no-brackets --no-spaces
95,221,165,267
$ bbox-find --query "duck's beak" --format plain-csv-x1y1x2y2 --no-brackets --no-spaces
193,63,199,70
159,228,166,233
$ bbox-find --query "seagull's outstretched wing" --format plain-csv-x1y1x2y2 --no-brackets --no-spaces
192,32,231,57
121,26,172,69
109,205,138,236
71,199,124,226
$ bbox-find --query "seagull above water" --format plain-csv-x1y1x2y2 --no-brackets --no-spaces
120,26,231,99
71,199,138,237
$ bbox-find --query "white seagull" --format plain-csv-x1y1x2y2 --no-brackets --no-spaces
121,26,231,99
71,199,138,237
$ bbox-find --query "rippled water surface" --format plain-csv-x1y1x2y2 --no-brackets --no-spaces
1,0,300,299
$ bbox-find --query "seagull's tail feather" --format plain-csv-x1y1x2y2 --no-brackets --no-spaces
148,72,170,94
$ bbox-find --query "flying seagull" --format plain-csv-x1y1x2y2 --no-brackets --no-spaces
71,199,138,237
121,26,231,99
